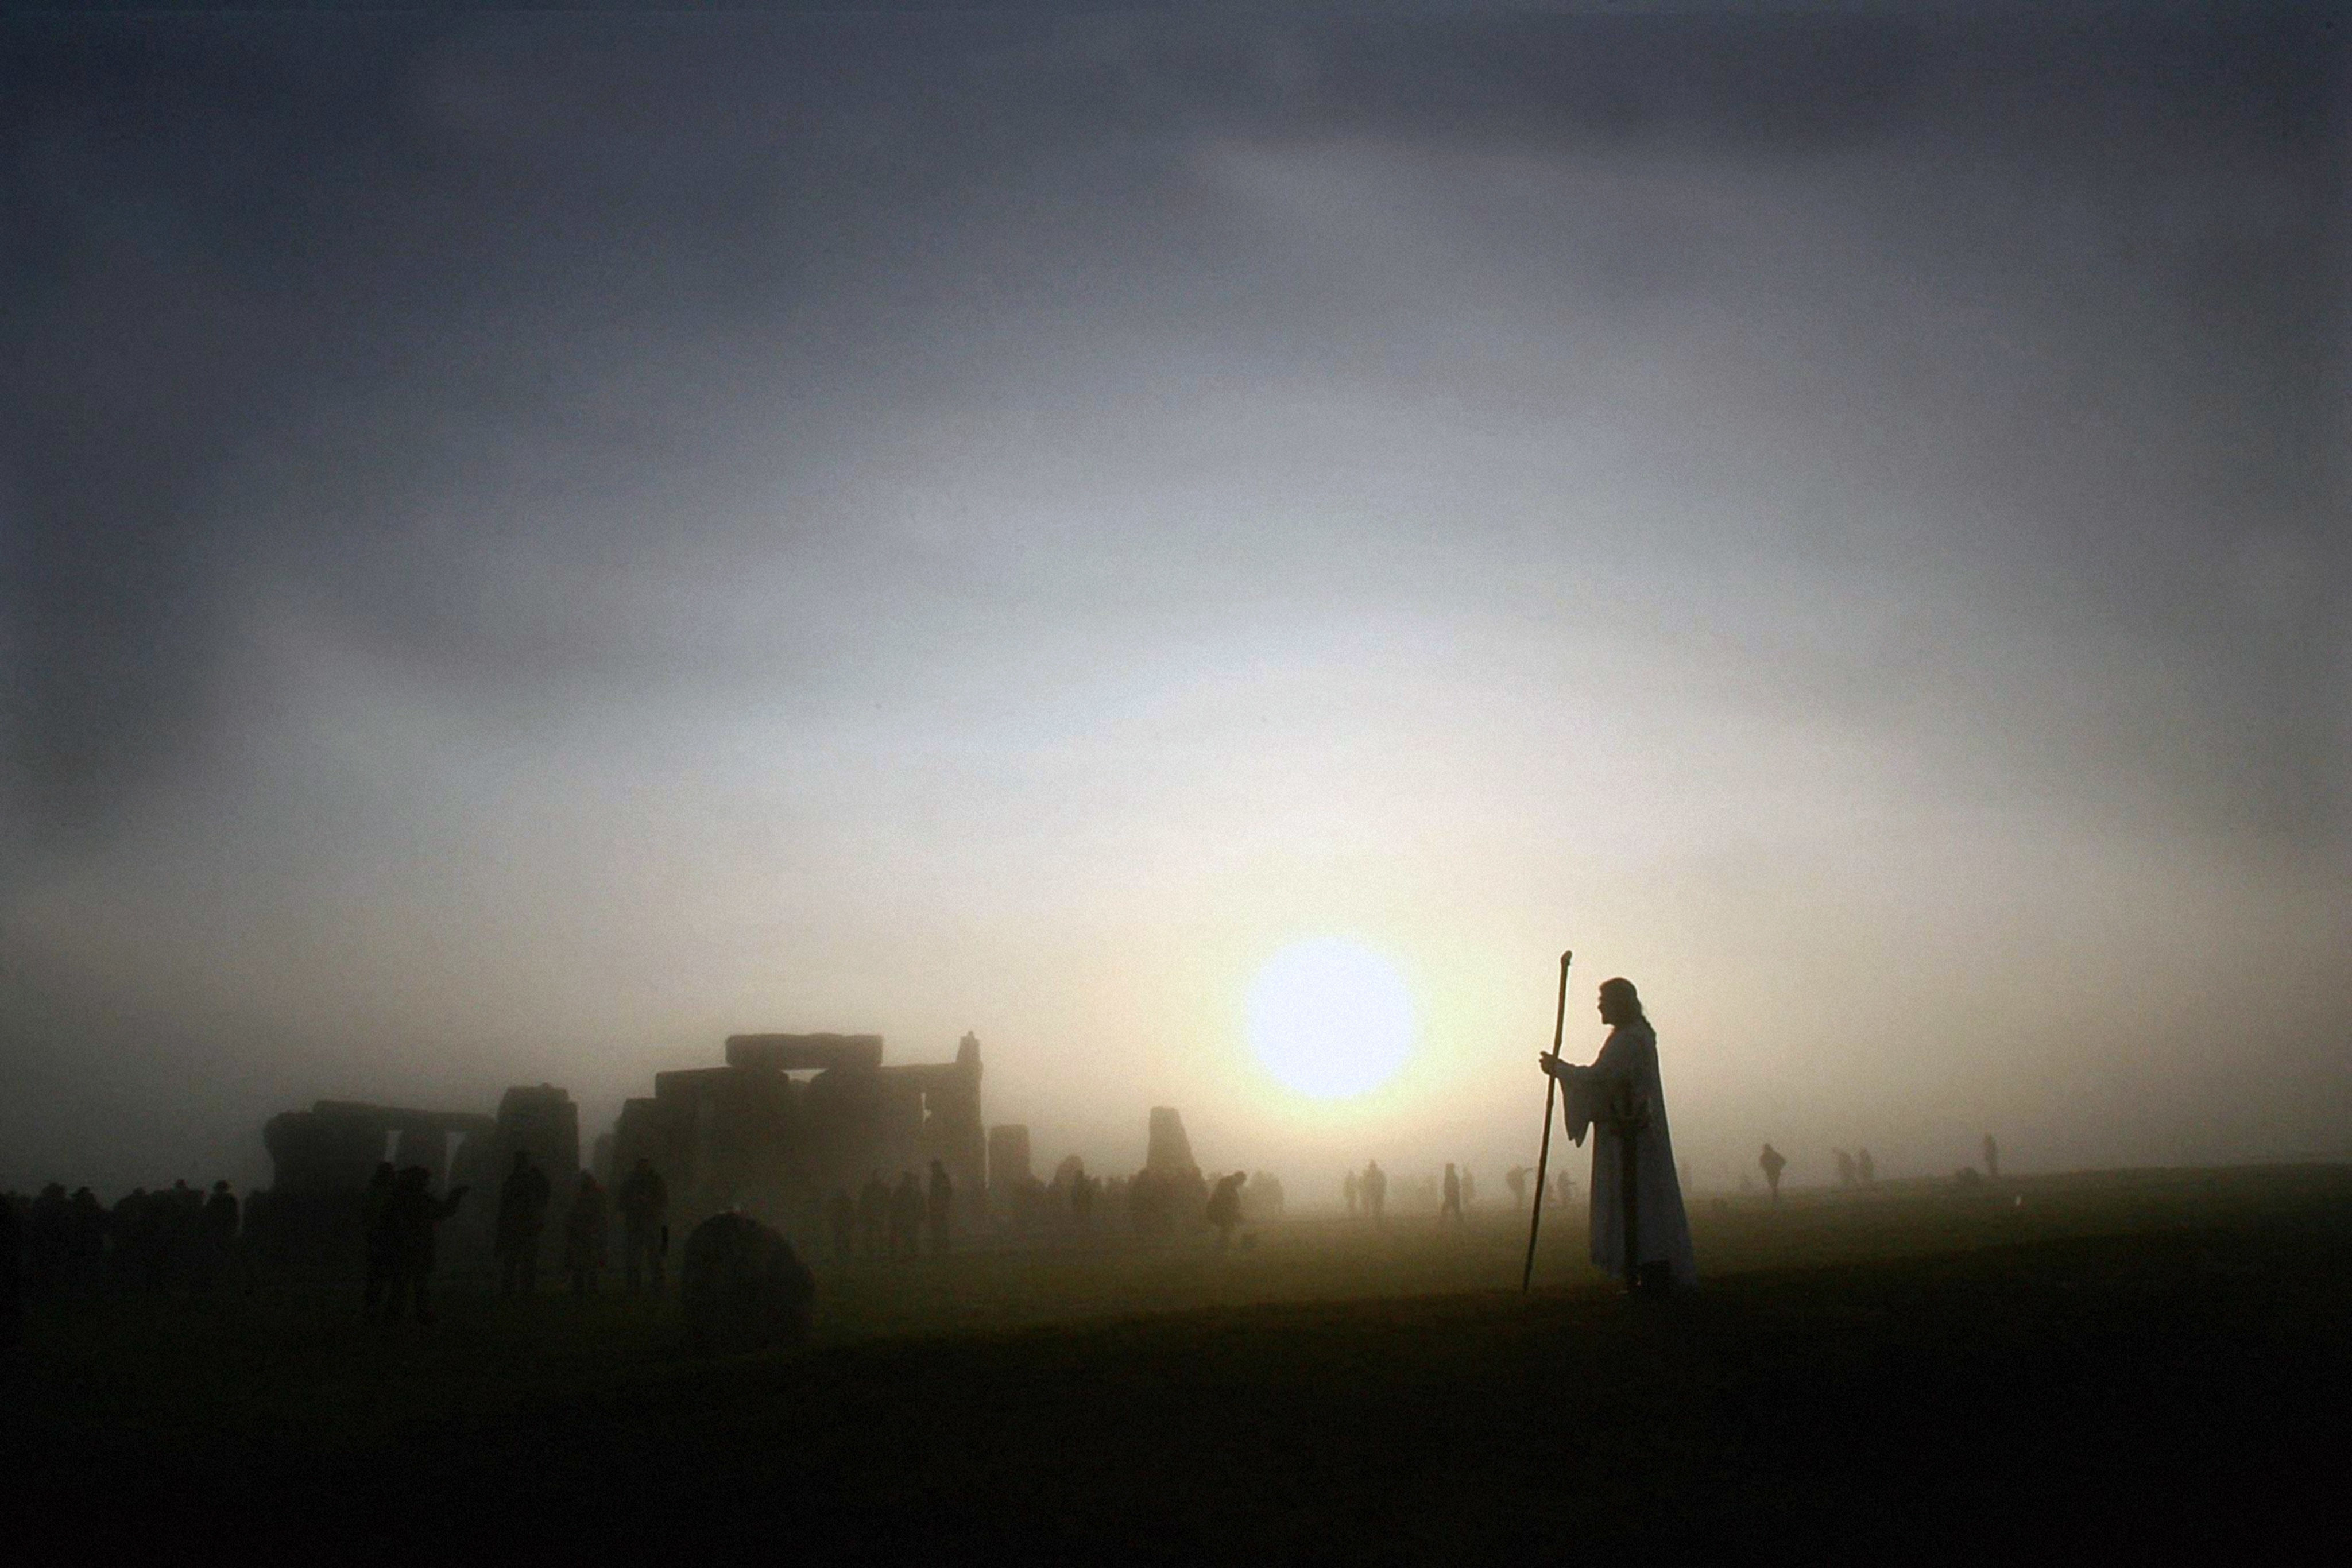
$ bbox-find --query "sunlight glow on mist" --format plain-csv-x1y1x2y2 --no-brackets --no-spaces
1247,939,1417,1099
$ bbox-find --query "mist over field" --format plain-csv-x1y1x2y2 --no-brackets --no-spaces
4,6,2347,1198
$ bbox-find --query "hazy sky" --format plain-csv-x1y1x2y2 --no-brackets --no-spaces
5,6,2346,1198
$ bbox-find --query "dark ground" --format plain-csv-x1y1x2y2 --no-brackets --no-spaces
7,1165,2349,1562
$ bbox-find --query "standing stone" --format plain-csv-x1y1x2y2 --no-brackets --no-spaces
680,1212,815,1355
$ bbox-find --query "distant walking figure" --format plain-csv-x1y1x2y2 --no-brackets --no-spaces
1982,1133,2000,1182
1538,978,1697,1295
1362,1162,1388,1226
362,1162,398,1315
1440,1164,1464,1228
496,1151,552,1298
616,1158,669,1293
1759,1144,1787,1203
1206,1171,1247,1249
381,1168,467,1325
1506,1166,1528,1208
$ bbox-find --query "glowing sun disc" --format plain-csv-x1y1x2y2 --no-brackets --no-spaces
1247,939,1415,1099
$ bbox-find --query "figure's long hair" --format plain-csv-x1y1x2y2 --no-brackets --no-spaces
1600,977,1649,1027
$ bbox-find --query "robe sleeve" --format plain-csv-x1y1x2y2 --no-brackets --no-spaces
1553,1063,1610,1147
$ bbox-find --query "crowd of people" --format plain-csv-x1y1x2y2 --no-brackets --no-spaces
823,1160,956,1265
6,1178,250,1302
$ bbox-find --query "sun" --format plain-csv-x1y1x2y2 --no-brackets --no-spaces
1246,938,1416,1099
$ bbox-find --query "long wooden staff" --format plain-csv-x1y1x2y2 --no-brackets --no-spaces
1519,949,1573,1293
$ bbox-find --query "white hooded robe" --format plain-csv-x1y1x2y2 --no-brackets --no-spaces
1553,1017,1696,1287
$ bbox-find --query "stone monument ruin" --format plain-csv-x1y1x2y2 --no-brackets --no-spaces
609,1030,987,1250
1129,1106,1208,1238
251,1100,496,1263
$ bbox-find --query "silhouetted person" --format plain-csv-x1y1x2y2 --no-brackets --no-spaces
1982,1133,2000,1181
1206,1171,1247,1249
1539,977,1696,1296
1759,1144,1786,1203
1440,1163,1464,1228
889,1172,923,1261
1856,1149,1875,1186
1505,1166,1527,1209
1344,1170,1360,1217
616,1157,669,1293
496,1151,552,1298
113,1188,163,1292
66,1187,106,1291
826,1188,856,1267
201,1180,245,1293
562,1172,608,1296
1,1190,21,1350
382,1167,467,1325
1362,1161,1387,1226
163,1179,205,1292
362,1162,398,1315
926,1161,953,1256
26,1183,69,1298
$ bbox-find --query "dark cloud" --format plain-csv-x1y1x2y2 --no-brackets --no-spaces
6,10,2341,850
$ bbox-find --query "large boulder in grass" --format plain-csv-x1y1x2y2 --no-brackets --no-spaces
680,1213,815,1354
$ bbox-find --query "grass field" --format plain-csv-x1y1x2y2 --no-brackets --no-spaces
7,1165,2349,1561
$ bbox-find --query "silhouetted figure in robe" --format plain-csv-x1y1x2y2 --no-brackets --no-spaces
1362,1162,1387,1226
889,1173,923,1261
1759,1144,1786,1203
1206,1172,1246,1249
382,1168,467,1325
1440,1163,1464,1227
562,1172,608,1296
496,1151,552,1298
826,1189,856,1267
616,1158,668,1293
926,1161,954,1256
1539,977,1696,1295
1982,1133,2000,1181
858,1174,891,1260
1505,1166,1527,1208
